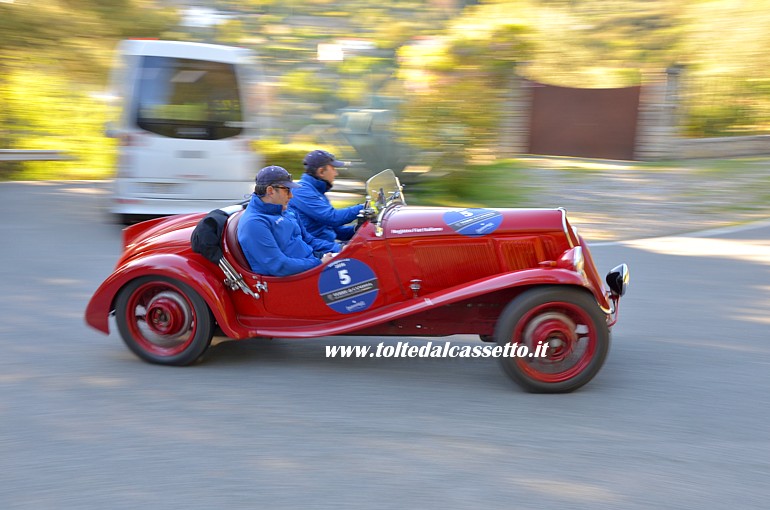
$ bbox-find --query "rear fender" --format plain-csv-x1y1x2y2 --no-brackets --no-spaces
84,253,244,338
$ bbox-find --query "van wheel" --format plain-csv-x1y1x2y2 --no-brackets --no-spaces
495,287,609,393
112,213,135,225
115,276,214,366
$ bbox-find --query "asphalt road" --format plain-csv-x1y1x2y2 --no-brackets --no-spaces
1,181,769,509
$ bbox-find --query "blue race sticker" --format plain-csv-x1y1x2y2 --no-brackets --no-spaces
318,258,379,314
443,208,503,236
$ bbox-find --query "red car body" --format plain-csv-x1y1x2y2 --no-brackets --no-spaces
86,171,628,392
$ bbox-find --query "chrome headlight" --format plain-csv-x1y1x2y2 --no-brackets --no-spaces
606,263,630,297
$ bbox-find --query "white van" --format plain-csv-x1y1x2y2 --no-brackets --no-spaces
106,39,266,221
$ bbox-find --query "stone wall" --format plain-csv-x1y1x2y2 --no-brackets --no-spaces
634,70,680,161
635,68,770,160
675,135,770,159
498,72,532,157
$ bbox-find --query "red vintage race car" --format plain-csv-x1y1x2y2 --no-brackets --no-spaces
85,169,629,393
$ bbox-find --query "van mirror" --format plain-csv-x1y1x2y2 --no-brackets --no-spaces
105,122,119,138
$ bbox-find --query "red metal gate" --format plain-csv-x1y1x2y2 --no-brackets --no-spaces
527,80,641,160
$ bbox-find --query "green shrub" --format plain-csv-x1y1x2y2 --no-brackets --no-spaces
410,159,529,207
254,139,342,179
0,68,114,181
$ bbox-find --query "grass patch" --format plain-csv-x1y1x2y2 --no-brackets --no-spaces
409,159,531,208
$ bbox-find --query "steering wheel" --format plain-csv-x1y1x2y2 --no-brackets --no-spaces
354,196,372,232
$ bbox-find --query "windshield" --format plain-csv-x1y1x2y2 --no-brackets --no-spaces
134,56,243,140
365,169,405,217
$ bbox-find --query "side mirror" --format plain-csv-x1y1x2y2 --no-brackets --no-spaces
605,263,629,297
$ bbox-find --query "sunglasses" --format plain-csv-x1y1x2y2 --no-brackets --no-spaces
272,185,292,192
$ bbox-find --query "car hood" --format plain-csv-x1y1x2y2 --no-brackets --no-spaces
382,206,569,239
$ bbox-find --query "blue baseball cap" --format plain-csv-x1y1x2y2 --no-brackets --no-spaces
255,165,300,188
303,150,346,172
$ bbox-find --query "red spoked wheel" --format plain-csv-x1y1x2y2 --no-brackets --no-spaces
495,287,609,393
115,276,214,366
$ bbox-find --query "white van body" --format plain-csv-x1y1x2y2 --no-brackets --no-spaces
107,40,266,219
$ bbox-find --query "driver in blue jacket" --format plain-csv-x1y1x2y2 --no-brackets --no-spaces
238,165,339,277
289,150,364,243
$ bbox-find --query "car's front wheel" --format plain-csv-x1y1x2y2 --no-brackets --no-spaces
495,286,609,393
115,276,214,366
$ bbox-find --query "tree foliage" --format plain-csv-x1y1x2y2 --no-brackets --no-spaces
1,0,769,180
0,0,177,177
676,0,770,135
0,1,177,80
396,16,533,167
395,0,770,152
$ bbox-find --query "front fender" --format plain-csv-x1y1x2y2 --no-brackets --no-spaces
84,253,243,338
428,267,596,308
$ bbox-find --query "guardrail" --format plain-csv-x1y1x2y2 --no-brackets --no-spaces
0,150,73,161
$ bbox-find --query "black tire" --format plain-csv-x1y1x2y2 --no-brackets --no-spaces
495,286,609,393
115,276,214,366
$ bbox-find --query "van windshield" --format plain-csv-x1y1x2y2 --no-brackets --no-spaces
134,56,243,140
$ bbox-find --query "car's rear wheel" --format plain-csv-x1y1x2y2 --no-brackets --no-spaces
115,276,214,366
495,286,609,393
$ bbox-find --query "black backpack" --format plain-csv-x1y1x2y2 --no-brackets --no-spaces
190,203,246,264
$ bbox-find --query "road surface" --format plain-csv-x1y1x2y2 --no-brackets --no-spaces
1,181,768,509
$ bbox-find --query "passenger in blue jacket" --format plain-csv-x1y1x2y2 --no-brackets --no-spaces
238,165,339,277
289,150,364,243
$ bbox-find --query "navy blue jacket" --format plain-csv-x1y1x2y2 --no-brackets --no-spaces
289,174,364,243
237,194,340,276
